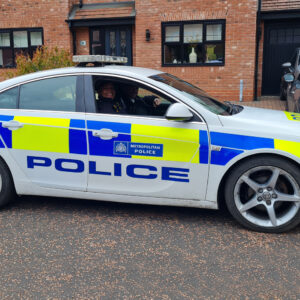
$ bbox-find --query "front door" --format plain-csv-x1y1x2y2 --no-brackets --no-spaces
90,26,132,65
84,75,209,201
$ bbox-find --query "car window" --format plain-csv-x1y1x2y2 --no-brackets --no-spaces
19,76,77,112
92,76,174,117
0,87,18,109
150,73,230,115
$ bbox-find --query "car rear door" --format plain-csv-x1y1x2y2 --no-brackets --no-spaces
0,75,88,191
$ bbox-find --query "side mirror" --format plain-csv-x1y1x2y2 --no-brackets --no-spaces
165,103,193,122
282,62,292,68
283,73,294,83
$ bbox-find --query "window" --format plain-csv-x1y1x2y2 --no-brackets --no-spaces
92,76,174,117
162,20,225,66
150,73,230,115
0,28,43,68
19,76,77,112
0,87,18,109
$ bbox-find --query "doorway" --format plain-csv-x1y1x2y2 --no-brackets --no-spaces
90,26,132,65
262,20,300,95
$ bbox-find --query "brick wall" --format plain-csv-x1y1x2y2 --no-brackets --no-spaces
0,0,73,80
135,0,258,101
0,0,258,101
262,0,300,11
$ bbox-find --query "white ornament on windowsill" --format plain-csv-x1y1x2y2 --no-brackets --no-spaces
189,47,197,63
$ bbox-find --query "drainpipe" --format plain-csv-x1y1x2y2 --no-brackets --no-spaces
254,0,262,101
79,0,83,8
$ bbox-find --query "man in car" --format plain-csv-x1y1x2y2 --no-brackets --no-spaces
96,82,126,114
120,84,161,115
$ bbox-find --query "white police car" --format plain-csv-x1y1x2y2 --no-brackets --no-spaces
0,55,299,233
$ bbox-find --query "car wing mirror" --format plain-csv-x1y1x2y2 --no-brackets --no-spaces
283,73,294,83
165,103,193,122
282,62,292,68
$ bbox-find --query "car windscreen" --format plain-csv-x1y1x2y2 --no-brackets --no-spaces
149,73,231,115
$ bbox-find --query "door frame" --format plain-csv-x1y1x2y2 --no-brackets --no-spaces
89,26,133,65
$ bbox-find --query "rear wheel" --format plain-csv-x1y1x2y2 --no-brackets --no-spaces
0,160,15,207
225,156,300,233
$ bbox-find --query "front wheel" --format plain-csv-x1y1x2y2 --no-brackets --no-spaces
225,156,300,233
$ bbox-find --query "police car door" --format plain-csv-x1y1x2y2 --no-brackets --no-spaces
85,75,209,201
0,75,88,191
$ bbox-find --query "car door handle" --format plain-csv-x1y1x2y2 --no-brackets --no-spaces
2,120,23,130
92,128,119,140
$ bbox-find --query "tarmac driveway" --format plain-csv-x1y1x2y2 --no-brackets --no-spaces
0,196,299,299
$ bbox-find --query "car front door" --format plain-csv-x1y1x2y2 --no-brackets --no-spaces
0,75,88,191
84,75,209,201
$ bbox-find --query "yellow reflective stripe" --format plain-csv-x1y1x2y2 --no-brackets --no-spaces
131,124,199,163
12,116,70,153
284,112,300,122
14,116,70,127
275,139,300,158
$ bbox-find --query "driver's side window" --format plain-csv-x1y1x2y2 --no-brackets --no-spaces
92,76,174,116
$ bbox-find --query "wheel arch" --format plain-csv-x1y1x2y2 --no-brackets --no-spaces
217,152,300,209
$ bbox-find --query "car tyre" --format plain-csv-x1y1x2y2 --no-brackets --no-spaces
225,156,300,233
0,160,15,208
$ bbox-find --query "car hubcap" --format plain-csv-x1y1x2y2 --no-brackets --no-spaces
234,166,300,228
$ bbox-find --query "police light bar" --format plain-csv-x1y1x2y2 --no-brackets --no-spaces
73,55,128,67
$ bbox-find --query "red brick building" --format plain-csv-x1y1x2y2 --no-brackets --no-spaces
0,0,299,101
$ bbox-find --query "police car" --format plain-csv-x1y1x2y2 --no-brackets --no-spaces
0,55,299,233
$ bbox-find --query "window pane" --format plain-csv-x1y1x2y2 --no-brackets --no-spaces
20,76,77,112
184,24,203,43
0,48,13,67
0,33,10,47
109,31,116,56
164,45,182,64
14,48,30,58
205,44,224,63
92,44,104,55
165,26,180,42
120,30,127,57
0,87,18,109
206,24,222,41
92,30,100,42
184,44,204,64
13,31,28,48
30,31,42,46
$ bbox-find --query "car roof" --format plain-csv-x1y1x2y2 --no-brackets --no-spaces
0,65,164,90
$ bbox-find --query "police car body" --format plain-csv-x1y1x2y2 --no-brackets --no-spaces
0,56,299,233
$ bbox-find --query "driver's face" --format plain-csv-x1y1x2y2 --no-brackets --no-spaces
125,86,138,99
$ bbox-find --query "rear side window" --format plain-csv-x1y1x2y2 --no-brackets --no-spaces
19,76,77,112
0,87,18,109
